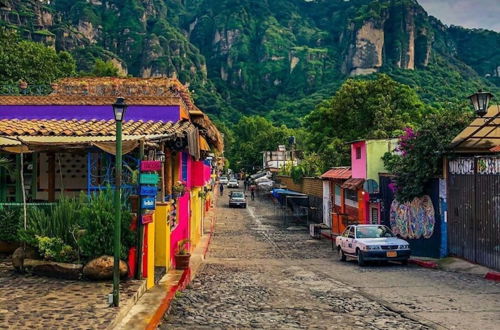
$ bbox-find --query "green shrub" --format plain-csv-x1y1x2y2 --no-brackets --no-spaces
77,189,135,261
0,206,21,242
35,235,77,263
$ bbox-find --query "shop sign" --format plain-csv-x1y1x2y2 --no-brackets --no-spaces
140,173,159,185
141,197,156,210
139,185,158,196
141,214,154,224
140,161,162,172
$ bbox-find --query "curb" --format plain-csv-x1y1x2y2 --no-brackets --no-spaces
409,259,439,269
484,272,500,282
145,268,191,330
321,233,335,241
144,213,216,330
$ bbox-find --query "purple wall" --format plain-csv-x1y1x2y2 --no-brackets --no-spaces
0,105,180,122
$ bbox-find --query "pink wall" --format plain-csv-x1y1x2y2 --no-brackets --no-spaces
191,161,211,187
351,141,367,179
170,152,191,266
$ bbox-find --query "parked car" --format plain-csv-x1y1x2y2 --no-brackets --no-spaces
227,179,239,188
228,191,247,208
219,176,229,184
335,225,411,266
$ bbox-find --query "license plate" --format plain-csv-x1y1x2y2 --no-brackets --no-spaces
386,251,397,257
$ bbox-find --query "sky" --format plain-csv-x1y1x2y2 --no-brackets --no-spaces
418,0,500,32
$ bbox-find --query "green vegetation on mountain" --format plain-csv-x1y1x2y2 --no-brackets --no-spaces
0,0,498,170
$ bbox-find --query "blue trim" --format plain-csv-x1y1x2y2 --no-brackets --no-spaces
182,152,188,182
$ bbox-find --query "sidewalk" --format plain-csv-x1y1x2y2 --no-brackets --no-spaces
115,210,215,330
410,256,500,281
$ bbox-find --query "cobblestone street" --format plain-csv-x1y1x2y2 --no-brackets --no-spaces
0,258,143,329
163,194,500,329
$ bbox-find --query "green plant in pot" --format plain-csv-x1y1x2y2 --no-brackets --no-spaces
174,239,190,270
172,181,186,199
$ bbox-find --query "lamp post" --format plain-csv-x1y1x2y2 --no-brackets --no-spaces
112,97,128,307
468,90,493,117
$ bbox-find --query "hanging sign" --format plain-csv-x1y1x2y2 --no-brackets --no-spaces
141,213,154,224
140,161,162,172
141,197,156,210
139,173,160,185
139,185,158,196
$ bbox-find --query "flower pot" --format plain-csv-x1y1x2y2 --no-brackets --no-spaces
174,254,191,270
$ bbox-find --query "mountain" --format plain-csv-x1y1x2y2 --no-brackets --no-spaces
1,0,499,124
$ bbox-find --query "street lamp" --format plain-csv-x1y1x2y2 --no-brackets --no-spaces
112,97,128,307
468,90,493,117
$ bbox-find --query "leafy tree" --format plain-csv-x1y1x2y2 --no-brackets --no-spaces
0,29,76,84
383,109,472,202
304,74,428,167
91,59,121,77
226,116,294,172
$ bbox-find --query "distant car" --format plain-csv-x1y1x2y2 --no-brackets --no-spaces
227,179,239,188
219,176,229,184
229,191,247,208
335,225,411,266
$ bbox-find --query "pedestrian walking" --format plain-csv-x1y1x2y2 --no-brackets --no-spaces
219,183,224,196
250,184,256,201
244,179,248,191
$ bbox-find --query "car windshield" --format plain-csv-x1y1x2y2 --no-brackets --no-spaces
220,177,227,180
356,226,394,238
232,192,244,199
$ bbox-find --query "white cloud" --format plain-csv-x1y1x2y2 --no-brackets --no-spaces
418,0,500,31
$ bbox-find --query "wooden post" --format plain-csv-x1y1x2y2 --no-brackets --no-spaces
31,152,38,200
15,154,22,203
165,150,173,196
0,165,6,202
48,152,56,202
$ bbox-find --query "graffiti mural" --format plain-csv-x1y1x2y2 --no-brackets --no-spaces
390,195,435,239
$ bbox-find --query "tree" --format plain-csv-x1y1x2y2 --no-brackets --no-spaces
304,74,428,167
91,59,121,77
0,29,76,84
226,116,293,172
383,109,472,202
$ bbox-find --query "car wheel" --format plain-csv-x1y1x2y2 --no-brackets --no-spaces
401,259,409,266
357,250,366,266
338,247,346,262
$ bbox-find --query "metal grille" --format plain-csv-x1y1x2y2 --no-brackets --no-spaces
381,245,399,250
448,156,500,270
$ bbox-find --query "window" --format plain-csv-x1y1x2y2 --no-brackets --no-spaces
348,227,355,238
345,189,358,202
342,227,351,237
356,147,362,159
370,208,379,224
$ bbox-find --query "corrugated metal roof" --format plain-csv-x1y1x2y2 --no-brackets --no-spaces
321,167,352,180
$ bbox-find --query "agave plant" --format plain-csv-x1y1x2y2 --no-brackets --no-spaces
0,157,10,171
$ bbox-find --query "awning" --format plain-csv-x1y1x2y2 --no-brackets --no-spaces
450,106,499,153
199,136,210,151
321,167,351,180
341,178,365,190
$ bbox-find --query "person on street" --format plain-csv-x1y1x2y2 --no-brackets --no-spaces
219,183,224,196
250,183,256,201
244,179,248,191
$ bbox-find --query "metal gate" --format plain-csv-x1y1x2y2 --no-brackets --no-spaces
447,156,500,270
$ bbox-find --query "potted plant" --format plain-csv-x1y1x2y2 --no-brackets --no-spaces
174,239,190,269
172,181,186,198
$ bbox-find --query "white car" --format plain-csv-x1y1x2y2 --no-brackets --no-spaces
336,225,411,266
219,176,229,184
227,179,239,188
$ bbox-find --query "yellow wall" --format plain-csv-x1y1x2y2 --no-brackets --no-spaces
154,203,171,269
366,139,399,183
190,187,203,250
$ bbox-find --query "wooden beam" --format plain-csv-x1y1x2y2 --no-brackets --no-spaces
165,150,173,196
31,153,38,200
48,152,56,202
15,154,22,203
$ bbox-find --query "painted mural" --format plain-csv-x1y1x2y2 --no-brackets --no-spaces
390,195,435,239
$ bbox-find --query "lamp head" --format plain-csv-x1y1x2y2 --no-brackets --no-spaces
468,90,493,117
113,97,128,122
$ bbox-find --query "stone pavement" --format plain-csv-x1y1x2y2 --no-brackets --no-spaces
0,258,144,329
162,193,500,329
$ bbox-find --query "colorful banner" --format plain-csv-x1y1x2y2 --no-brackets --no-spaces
140,160,162,172
139,173,160,185
139,185,158,196
141,197,156,210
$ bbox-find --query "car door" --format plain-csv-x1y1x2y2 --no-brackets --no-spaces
344,226,356,255
339,226,350,250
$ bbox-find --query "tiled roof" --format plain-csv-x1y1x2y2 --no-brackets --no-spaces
0,119,191,137
0,96,182,106
341,178,365,190
451,106,499,153
491,145,500,153
321,167,352,180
